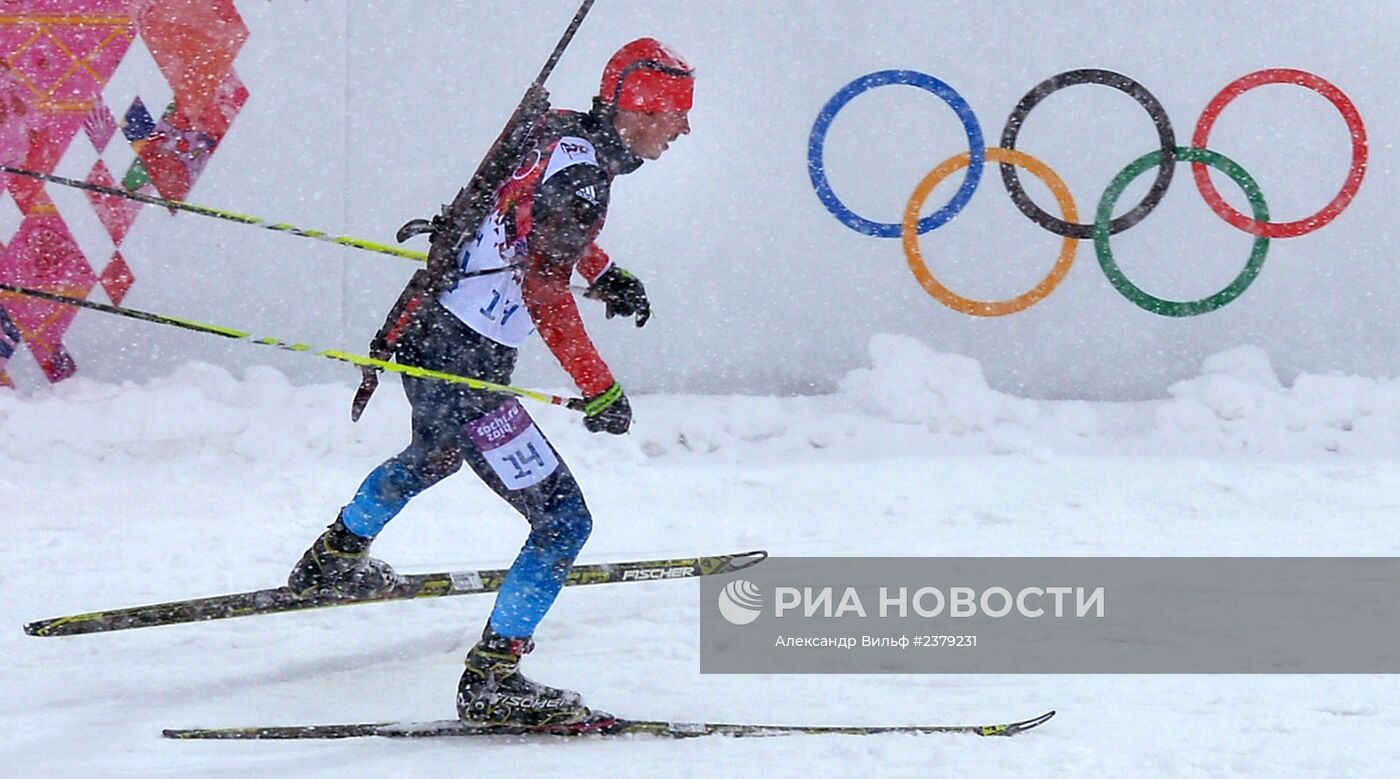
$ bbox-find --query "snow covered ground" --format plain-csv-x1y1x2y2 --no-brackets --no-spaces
3,336,1399,777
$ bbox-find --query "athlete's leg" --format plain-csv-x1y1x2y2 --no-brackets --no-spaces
452,397,594,639
289,312,511,594
454,398,596,725
338,311,517,539
485,471,592,638
338,413,466,538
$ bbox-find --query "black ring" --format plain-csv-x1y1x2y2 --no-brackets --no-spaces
1000,69,1176,239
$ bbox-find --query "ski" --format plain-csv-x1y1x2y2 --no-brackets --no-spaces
24,550,765,638
163,710,1055,740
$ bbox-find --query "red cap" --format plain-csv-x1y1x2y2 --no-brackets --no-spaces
599,38,694,113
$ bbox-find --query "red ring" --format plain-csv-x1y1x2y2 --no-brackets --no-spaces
1191,68,1367,239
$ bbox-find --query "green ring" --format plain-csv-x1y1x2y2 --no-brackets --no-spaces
1094,146,1269,317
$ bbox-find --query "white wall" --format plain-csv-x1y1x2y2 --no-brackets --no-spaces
44,1,1400,400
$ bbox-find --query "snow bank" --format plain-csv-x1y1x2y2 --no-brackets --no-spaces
839,335,1040,435
3,338,1397,466
1152,346,1400,457
0,362,402,464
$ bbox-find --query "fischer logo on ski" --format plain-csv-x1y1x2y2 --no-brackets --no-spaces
621,566,696,581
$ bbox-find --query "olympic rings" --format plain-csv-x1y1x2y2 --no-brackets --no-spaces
1096,147,1270,317
903,148,1079,317
1191,68,1367,239
808,67,1367,317
807,70,985,238
1000,69,1176,240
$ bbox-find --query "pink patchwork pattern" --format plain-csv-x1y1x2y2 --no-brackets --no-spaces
0,0,248,383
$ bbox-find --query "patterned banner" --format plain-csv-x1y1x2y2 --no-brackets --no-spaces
0,0,247,386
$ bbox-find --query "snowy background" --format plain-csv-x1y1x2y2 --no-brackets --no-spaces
5,341,1400,776
4,0,1400,776
13,0,1397,399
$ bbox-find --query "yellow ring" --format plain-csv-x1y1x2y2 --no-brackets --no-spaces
901,148,1079,317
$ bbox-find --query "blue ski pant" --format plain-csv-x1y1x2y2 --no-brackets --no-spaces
338,306,592,640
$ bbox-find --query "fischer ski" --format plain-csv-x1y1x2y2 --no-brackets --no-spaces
162,710,1056,740
24,550,765,638
163,708,1052,739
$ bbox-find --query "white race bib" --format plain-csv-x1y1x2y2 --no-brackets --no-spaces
437,136,600,347
464,398,559,491
437,211,535,347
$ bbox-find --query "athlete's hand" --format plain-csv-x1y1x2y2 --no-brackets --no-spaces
582,382,632,435
587,265,651,327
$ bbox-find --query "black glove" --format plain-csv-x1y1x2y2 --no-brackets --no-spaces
582,382,632,435
587,265,651,327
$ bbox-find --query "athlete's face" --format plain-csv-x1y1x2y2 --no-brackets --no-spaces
613,108,691,160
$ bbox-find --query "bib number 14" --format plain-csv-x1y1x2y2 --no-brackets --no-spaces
465,398,559,491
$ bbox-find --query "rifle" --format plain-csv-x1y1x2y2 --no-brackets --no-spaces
351,0,596,422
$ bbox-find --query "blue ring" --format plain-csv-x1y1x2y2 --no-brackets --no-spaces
808,70,985,238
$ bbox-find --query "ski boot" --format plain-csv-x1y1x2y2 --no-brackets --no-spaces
456,628,610,730
287,514,403,598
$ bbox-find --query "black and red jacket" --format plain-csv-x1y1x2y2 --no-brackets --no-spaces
434,102,642,397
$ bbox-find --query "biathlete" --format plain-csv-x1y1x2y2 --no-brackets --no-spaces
286,38,694,728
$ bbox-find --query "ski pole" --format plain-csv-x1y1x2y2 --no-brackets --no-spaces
0,163,429,264
0,163,593,292
0,282,585,411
